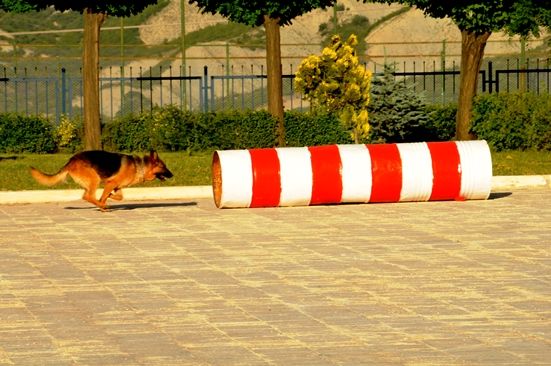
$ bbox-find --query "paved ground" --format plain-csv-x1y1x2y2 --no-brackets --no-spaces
0,188,549,365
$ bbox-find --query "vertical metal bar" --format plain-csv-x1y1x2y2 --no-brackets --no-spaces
506,59,510,92
432,60,436,103
24,67,29,116
130,66,134,115
139,66,144,114
261,65,265,107
34,67,39,115
441,59,445,104
188,66,193,111
526,58,530,91
159,65,163,107
169,65,173,106
251,64,254,109
61,67,66,119
516,58,520,90
2,67,7,113
289,64,294,110
241,65,245,110
109,66,113,121
536,58,540,94
231,65,235,109
149,66,153,112
204,65,210,112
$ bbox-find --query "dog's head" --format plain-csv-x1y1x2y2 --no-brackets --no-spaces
144,151,173,182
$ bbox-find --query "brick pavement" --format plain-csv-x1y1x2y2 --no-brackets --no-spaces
0,188,549,365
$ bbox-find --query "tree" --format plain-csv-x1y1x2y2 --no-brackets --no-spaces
1,1,158,150
295,34,372,143
366,0,551,140
189,0,337,146
368,64,430,143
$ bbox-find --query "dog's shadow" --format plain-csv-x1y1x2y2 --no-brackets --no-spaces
489,192,512,200
65,201,197,211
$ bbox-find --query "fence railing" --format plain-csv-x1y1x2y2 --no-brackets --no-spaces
0,58,549,122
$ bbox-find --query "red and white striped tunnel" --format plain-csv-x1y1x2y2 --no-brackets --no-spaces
211,141,492,208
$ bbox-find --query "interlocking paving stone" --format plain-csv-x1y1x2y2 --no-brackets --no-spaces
0,188,550,365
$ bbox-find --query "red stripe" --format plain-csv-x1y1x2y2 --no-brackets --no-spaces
309,145,343,205
249,148,281,207
367,144,402,202
427,142,462,201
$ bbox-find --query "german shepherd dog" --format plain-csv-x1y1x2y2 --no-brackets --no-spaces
30,150,173,211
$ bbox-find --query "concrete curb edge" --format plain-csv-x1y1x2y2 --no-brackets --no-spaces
0,175,549,205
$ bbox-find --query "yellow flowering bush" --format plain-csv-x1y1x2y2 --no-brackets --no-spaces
295,34,372,143
55,115,81,151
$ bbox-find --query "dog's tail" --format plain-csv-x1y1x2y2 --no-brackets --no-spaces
30,167,69,187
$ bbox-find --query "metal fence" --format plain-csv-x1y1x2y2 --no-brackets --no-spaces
0,57,549,123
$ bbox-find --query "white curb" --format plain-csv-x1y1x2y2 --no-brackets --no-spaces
0,176,549,205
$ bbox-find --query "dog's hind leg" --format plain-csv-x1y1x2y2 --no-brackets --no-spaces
70,169,104,210
109,188,123,201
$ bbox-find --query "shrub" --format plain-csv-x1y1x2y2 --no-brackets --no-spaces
471,92,551,151
423,103,457,141
55,115,83,152
295,34,372,143
103,105,197,152
368,65,430,143
285,111,351,146
0,113,56,153
211,110,277,149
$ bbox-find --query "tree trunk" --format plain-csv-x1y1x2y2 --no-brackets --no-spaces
83,9,107,150
456,30,490,140
263,15,285,147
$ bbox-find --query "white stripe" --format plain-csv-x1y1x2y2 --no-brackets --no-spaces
276,147,312,206
397,142,433,202
338,144,372,202
218,150,253,208
456,140,492,200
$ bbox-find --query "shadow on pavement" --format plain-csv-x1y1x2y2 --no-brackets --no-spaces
489,192,512,200
64,201,198,211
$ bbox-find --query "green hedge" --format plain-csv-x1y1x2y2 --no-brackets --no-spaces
0,113,56,153
472,92,551,151
103,107,350,152
1,92,550,153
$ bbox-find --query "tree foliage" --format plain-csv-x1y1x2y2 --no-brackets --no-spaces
189,0,336,26
374,0,551,35
0,0,156,15
366,0,551,140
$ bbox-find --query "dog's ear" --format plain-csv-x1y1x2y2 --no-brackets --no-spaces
149,150,158,161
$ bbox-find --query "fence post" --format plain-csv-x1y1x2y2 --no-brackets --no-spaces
203,65,209,112
60,67,66,122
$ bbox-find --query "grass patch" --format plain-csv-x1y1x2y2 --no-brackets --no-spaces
0,151,213,191
0,149,549,192
491,149,551,176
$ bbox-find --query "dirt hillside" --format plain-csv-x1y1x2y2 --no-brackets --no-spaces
139,0,547,73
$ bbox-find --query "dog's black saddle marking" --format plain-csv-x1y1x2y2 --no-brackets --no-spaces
73,150,126,179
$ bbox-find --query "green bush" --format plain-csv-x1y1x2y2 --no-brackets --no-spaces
471,93,551,151
103,105,197,152
0,113,56,153
55,115,83,152
423,103,457,141
285,111,351,146
368,65,431,143
5,92,549,154
211,110,277,149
